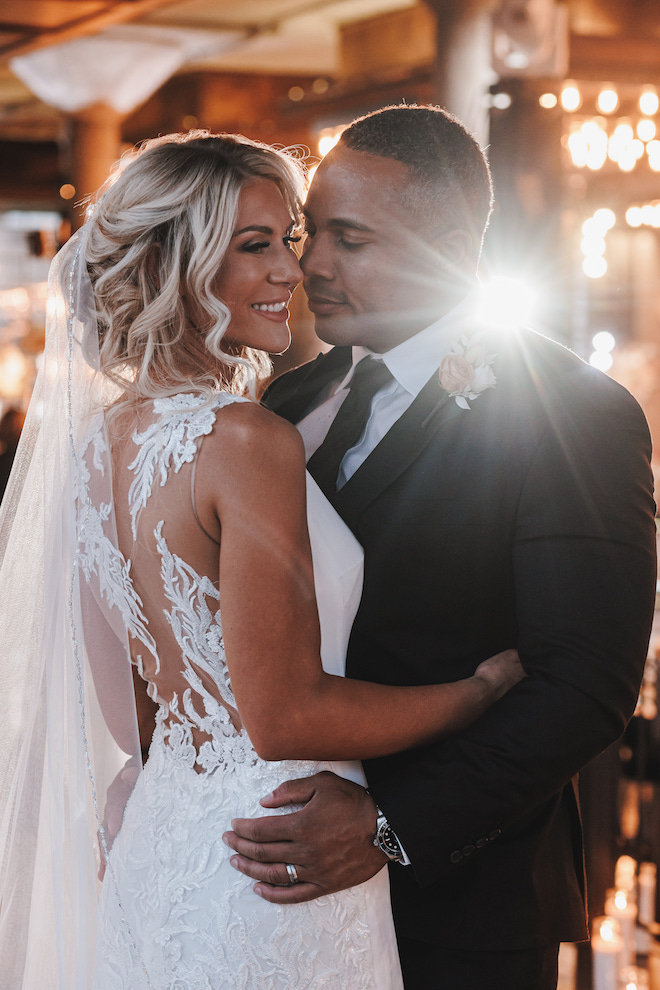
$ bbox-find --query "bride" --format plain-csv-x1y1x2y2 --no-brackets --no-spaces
0,131,522,989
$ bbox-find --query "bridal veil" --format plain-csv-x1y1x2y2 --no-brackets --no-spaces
0,228,141,989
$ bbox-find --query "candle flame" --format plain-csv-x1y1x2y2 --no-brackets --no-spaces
600,920,616,942
614,890,628,910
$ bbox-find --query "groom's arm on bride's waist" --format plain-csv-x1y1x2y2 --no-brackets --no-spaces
366,367,656,886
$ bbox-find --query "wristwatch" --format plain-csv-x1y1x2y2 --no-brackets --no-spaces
373,808,405,862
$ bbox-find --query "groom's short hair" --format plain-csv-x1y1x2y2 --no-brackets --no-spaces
339,105,493,253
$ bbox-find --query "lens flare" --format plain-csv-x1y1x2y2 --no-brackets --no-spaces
478,277,536,328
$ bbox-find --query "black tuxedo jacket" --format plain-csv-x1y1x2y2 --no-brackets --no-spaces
265,326,657,950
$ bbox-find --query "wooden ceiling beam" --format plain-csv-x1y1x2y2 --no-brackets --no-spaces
0,0,182,63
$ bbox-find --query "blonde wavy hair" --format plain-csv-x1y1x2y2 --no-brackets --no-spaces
84,131,306,407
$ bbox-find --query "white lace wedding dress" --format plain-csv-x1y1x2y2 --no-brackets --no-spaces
91,392,403,990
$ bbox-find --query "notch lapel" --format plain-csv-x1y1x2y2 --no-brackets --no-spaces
265,346,352,424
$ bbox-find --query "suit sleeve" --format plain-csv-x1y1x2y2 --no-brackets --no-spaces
367,372,657,886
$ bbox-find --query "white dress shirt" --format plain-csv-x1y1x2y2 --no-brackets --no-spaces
297,288,479,488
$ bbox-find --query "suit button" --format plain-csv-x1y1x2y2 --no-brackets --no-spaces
462,844,475,857
476,837,487,848
449,850,462,864
488,829,502,841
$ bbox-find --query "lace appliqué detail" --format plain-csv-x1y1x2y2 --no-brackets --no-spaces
127,394,236,540
75,418,157,661
154,520,247,772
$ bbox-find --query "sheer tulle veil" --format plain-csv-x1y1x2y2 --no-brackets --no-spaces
0,226,141,988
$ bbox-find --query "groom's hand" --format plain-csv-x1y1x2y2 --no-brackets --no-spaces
223,771,388,903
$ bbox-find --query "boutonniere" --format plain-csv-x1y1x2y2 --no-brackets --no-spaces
437,335,497,410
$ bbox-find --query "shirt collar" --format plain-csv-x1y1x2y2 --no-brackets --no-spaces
341,285,481,399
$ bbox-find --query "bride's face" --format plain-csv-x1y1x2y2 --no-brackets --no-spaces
215,178,303,354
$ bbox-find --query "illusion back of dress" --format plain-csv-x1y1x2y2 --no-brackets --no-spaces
109,393,246,763
92,391,402,990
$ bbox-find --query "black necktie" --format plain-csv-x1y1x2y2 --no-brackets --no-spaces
307,356,393,498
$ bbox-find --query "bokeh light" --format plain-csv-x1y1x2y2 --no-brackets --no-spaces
589,350,613,371
561,85,581,112
640,89,659,116
592,331,616,352
597,88,619,114
637,119,656,142
539,93,557,109
583,256,607,279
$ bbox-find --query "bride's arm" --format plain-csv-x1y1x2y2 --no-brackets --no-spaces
211,403,523,762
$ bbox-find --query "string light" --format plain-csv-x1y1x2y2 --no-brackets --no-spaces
590,331,616,372
581,209,615,280
597,88,619,114
567,121,608,170
492,92,512,110
637,119,656,142
539,93,557,109
565,114,660,172
640,88,659,116
561,84,581,112
626,201,660,227
583,256,607,279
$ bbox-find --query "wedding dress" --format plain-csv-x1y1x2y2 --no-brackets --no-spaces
90,392,404,990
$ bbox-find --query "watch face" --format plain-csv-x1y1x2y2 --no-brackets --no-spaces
379,823,402,859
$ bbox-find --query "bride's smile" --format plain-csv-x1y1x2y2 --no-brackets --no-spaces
214,176,302,356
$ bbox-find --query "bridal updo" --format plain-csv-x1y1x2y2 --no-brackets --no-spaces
84,131,305,403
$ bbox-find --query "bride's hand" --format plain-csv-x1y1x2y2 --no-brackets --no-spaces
473,649,525,702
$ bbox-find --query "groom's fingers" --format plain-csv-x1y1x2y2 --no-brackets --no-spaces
228,854,328,903
258,775,319,808
223,830,295,863
228,853,305,888
253,880,322,904
226,812,297,846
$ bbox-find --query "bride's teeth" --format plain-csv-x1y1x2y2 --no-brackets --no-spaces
252,303,285,312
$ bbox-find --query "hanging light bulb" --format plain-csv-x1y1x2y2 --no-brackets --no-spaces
597,88,619,114
640,89,659,116
637,119,656,142
561,83,581,112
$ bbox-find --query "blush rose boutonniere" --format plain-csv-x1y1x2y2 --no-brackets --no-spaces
438,335,497,410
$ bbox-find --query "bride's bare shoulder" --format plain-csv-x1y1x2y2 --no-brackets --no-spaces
207,399,305,481
215,399,302,448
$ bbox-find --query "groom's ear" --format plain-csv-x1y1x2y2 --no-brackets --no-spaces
434,228,472,265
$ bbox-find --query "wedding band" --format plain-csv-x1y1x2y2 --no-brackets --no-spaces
286,863,299,884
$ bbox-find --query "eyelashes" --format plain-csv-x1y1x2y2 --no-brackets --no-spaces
241,235,302,254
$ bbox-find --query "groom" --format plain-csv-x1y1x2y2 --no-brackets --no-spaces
224,105,657,988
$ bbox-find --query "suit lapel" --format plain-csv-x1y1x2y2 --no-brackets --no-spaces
266,346,352,424
332,371,465,529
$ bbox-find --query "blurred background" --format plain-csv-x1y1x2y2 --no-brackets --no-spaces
3,3,660,984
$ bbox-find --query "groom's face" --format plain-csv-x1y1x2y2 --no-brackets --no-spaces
301,144,466,353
